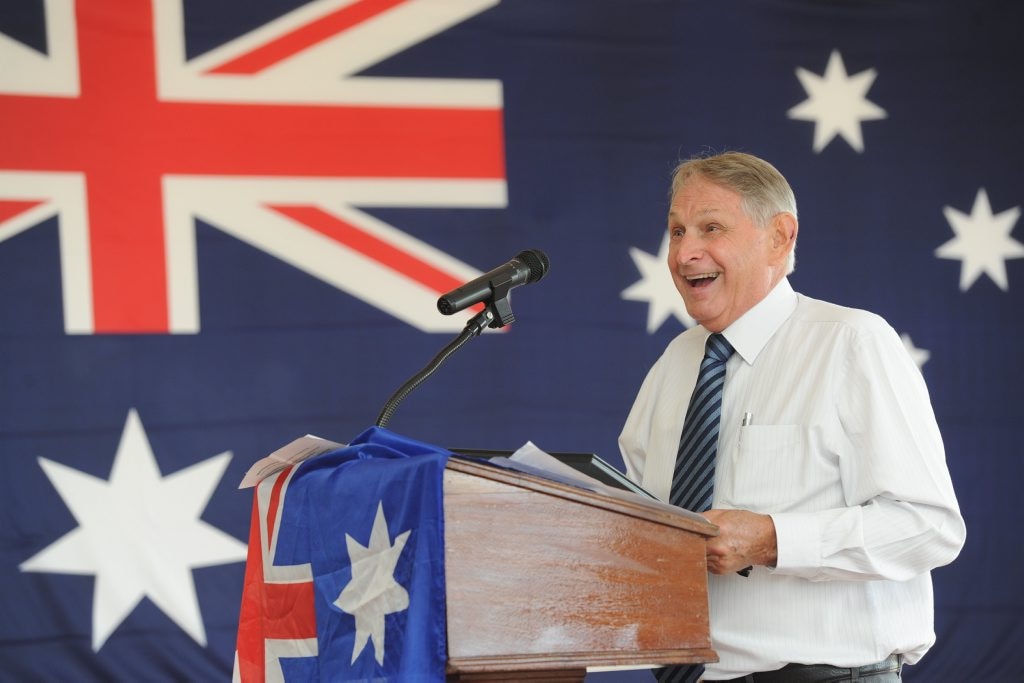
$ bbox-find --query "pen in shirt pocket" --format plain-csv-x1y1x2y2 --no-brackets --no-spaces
738,411,752,449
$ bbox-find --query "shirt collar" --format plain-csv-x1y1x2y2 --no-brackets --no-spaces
719,277,798,365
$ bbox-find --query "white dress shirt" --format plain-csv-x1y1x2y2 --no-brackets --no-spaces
619,278,965,680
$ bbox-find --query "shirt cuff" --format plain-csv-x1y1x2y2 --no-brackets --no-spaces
769,511,823,577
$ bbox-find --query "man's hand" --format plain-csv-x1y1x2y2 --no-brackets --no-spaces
702,509,778,575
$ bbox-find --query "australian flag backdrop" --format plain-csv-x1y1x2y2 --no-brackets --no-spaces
1,0,1021,681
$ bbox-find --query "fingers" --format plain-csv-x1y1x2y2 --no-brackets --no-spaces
705,541,746,574
703,509,778,571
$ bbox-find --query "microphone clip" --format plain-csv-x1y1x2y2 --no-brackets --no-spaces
484,285,517,329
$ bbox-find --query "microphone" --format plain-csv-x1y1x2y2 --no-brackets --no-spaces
376,248,550,428
437,249,550,316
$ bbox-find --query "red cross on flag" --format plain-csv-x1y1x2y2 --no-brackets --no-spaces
0,0,505,334
235,463,316,682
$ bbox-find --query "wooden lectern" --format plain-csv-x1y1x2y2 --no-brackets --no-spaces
442,457,719,682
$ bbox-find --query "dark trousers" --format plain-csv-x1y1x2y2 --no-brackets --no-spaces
716,654,902,682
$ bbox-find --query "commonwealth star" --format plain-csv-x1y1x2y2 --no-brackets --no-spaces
334,501,411,666
20,409,247,651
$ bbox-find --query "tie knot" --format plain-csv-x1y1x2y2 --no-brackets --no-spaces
705,334,734,363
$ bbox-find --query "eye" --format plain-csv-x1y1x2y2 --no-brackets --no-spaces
705,223,722,234
670,226,684,238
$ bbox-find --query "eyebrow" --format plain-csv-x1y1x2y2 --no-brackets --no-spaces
668,206,723,220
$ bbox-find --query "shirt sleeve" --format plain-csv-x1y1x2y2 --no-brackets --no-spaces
619,353,665,498
771,318,966,581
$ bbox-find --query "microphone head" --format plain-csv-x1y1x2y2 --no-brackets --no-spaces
516,248,550,284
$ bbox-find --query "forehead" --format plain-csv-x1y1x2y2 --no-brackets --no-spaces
669,177,746,220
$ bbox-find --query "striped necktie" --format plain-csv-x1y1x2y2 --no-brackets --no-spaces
656,333,734,683
670,333,735,512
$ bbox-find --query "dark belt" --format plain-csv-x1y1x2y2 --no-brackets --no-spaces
719,654,902,682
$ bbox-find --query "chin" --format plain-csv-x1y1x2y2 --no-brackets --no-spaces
682,301,712,322
690,311,726,332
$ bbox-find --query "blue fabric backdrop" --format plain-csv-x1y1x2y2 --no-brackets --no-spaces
1,1,1021,680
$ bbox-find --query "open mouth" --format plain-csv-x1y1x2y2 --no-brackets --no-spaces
685,272,720,289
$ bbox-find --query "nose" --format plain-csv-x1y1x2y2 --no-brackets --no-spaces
669,231,702,267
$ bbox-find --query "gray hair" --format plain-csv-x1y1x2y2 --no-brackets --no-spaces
671,151,798,273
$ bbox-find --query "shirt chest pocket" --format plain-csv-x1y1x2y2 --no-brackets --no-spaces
720,424,839,512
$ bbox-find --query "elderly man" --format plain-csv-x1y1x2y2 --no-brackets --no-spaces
619,152,965,682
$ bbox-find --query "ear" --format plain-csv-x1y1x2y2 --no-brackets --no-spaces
769,212,798,264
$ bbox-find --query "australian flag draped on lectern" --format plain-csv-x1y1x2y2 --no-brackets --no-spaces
235,428,451,682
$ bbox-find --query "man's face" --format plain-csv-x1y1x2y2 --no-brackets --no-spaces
667,176,785,332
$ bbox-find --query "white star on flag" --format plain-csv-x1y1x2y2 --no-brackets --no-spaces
901,333,931,370
19,409,247,651
334,501,411,666
788,49,888,153
622,234,696,333
935,188,1024,291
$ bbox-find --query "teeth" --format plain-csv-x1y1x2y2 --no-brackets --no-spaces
686,273,720,281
